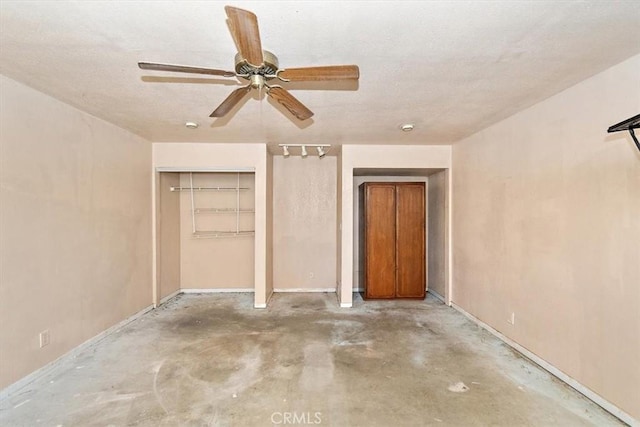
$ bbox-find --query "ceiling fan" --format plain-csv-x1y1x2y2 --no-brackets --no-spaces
138,5,360,121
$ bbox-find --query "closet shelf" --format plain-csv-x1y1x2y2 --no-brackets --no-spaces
193,230,255,239
170,186,249,192
181,172,255,239
194,208,255,214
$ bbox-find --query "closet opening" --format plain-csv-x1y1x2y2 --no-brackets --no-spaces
352,168,449,304
155,169,256,306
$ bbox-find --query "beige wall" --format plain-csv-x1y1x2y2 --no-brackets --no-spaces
266,153,274,299
0,75,152,389
272,156,337,291
428,171,447,297
336,152,342,300
152,143,268,307
452,55,640,420
158,173,181,299
340,145,452,306
179,172,255,289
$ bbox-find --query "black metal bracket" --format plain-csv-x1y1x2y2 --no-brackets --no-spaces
607,114,640,153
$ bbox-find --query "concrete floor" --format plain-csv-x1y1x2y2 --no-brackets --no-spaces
0,293,623,426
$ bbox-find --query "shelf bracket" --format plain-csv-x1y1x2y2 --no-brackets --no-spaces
607,113,640,153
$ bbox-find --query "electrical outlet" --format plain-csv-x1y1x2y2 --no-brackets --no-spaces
39,330,50,348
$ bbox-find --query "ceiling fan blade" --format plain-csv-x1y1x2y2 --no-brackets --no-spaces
210,85,252,117
278,65,360,82
225,6,264,67
139,62,236,77
267,86,314,121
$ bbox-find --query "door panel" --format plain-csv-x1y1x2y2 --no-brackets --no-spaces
395,183,426,298
364,184,396,298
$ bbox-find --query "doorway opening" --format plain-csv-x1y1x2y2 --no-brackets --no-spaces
155,170,256,306
352,168,450,304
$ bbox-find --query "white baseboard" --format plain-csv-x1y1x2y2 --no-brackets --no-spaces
0,303,154,401
451,303,638,427
273,288,336,293
158,289,181,306
254,290,273,309
427,289,445,303
332,291,353,308
181,288,255,293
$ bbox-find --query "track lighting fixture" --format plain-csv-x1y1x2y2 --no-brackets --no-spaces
278,144,331,158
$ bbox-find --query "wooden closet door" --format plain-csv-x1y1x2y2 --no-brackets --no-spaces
364,184,397,298
395,183,426,298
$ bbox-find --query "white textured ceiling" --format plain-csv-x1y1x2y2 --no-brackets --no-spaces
1,1,639,147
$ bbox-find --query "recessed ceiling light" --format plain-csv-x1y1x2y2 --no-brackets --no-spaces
185,121,199,129
401,124,414,132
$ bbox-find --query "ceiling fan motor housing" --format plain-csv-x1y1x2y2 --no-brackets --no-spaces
234,50,279,77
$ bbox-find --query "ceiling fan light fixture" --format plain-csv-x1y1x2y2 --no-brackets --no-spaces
301,145,308,158
249,74,266,89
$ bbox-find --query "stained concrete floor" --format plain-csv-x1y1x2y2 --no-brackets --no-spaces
0,293,624,427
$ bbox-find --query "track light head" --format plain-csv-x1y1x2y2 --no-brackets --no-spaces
278,143,330,158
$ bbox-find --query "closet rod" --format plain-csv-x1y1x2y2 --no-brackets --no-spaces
194,208,255,213
170,186,249,191
193,230,255,239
